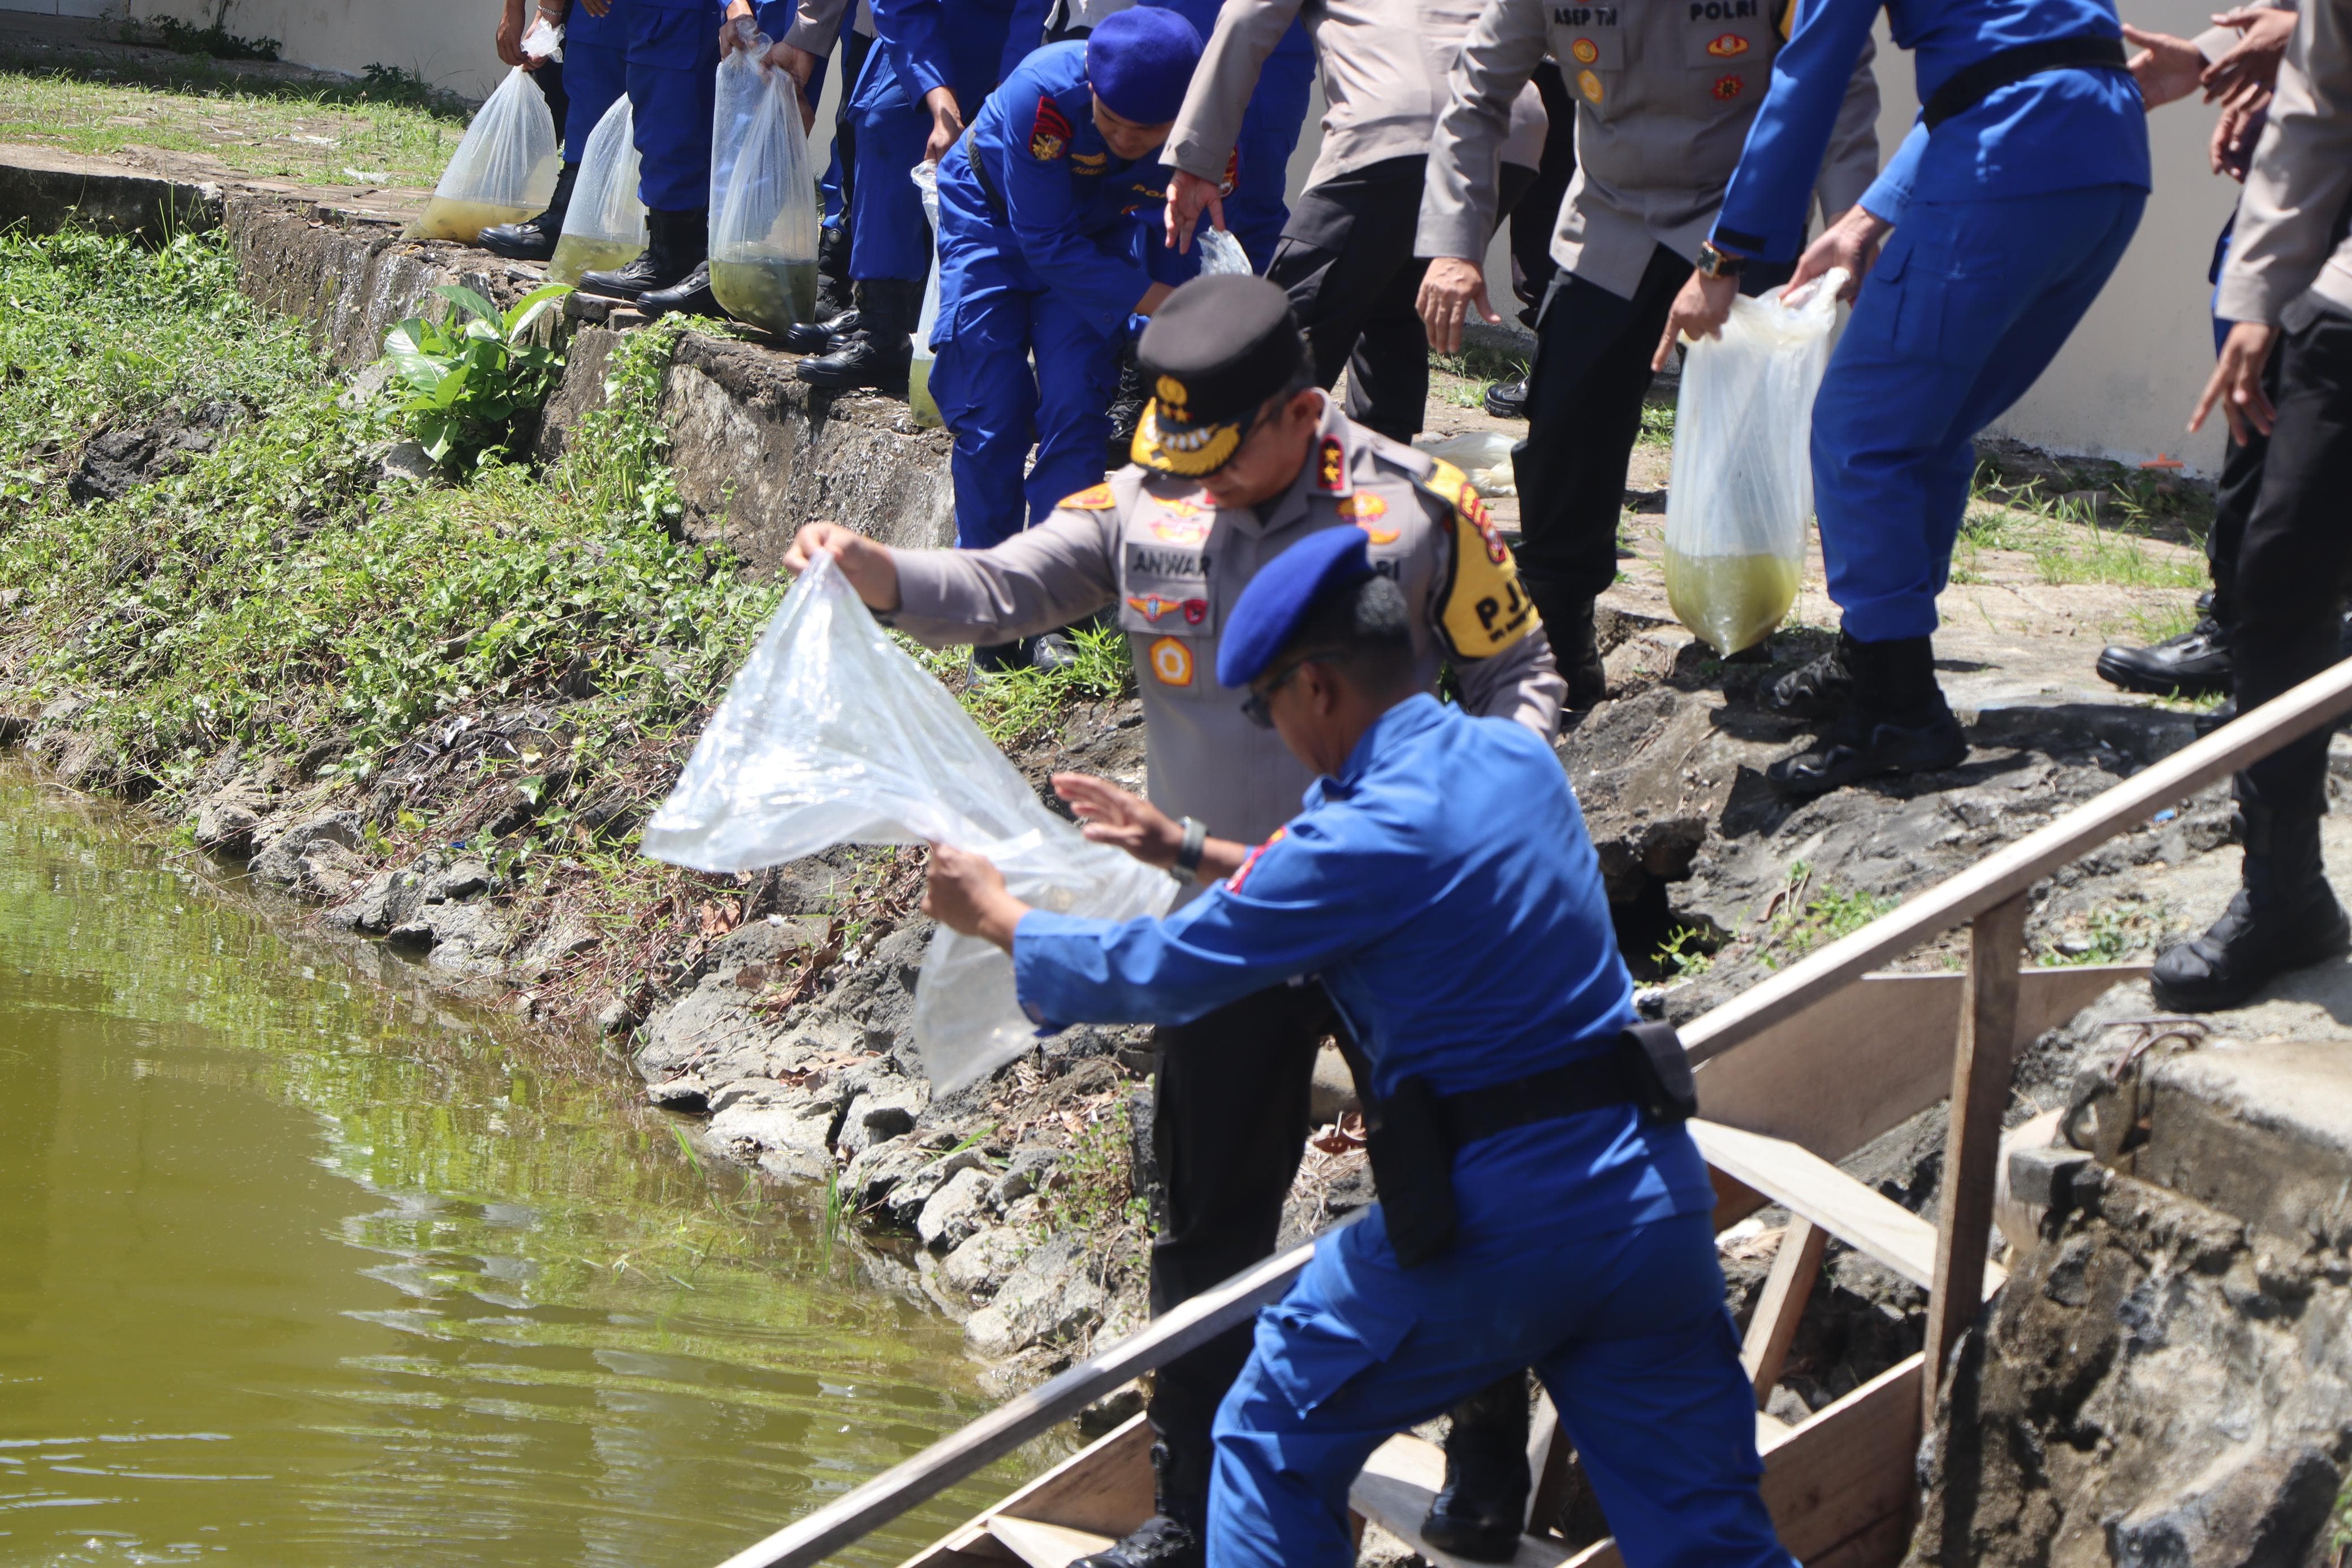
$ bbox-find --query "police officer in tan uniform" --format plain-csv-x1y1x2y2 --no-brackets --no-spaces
783,273,1563,1568
1158,0,1551,448
1417,0,1880,707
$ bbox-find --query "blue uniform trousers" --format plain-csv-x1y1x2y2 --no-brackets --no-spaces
1811,184,2143,642
556,0,629,162
1210,1206,1786,1568
931,196,1125,549
626,1,721,213
847,6,1017,283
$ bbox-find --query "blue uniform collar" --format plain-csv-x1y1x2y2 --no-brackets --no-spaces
1303,693,1447,808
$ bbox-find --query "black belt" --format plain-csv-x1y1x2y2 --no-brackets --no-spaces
1922,35,2130,129
1433,1021,1695,1149
964,133,1009,222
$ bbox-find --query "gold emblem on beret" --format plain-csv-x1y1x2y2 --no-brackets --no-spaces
1155,375,1190,410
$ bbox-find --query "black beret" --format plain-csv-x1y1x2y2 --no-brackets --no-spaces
1131,274,1304,477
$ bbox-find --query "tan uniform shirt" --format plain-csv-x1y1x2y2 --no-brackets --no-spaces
1417,0,1881,300
2216,0,2352,328
1164,0,1550,192
888,396,1566,855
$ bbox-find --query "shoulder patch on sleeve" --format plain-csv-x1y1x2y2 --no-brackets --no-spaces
1225,826,1288,895
1416,458,1540,659
1030,95,1073,161
1061,481,1117,510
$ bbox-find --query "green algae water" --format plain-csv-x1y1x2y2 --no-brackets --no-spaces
0,760,1035,1567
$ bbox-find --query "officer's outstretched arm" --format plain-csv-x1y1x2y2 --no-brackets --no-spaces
1711,0,1887,262
1417,0,1551,272
1416,461,1566,742
887,503,1124,648
1162,0,1300,193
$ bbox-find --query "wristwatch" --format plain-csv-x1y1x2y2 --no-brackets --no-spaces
1171,817,1208,883
1696,240,1746,280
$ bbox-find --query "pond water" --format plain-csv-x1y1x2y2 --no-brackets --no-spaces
0,761,1032,1567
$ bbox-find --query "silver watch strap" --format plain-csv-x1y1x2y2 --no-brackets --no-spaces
1171,816,1208,882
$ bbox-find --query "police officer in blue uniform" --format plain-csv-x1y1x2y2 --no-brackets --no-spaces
920,526,1787,1568
929,8,1203,614
1658,0,2151,795
788,0,1024,389
577,0,727,310
485,0,633,261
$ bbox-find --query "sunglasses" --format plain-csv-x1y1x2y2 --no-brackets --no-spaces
1239,658,1310,729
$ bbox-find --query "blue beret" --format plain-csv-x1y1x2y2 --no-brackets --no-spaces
1086,8,1203,126
1217,527,1377,688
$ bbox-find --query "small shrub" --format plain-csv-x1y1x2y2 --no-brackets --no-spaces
381,283,571,471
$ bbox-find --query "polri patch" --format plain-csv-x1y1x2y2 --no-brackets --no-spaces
1148,635,1194,687
1030,96,1072,161
1707,31,1750,54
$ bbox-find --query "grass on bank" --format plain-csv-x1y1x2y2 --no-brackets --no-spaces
0,51,469,187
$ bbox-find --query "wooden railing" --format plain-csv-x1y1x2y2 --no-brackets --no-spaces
713,655,2352,1568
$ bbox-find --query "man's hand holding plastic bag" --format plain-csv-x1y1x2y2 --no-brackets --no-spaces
641,553,1174,1092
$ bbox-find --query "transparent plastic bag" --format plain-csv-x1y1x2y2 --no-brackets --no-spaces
641,555,1177,1092
909,160,944,428
709,60,822,333
408,64,561,243
548,96,645,284
1196,226,1252,276
709,20,769,216
1413,431,1516,496
521,14,562,62
1663,268,1847,656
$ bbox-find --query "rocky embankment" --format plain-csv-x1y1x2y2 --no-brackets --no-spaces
13,161,2321,1409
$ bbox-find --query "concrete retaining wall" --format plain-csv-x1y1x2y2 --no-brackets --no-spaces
0,155,957,561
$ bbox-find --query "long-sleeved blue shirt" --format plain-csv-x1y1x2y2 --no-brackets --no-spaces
1713,0,2150,258
1014,694,1715,1234
937,41,1169,337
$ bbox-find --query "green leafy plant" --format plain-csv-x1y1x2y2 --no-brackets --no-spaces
381,283,570,471
1760,861,1897,969
1653,925,1716,980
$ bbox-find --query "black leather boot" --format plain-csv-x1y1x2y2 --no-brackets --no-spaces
642,258,721,319
812,223,853,319
2153,805,2350,1011
1420,1378,1530,1562
1106,332,1147,467
1763,630,1858,719
1071,1427,1207,1568
1482,378,1528,419
578,206,707,302
478,160,580,261
1560,596,1606,709
796,276,918,393
781,306,861,356
2096,596,2233,696
1767,635,1966,798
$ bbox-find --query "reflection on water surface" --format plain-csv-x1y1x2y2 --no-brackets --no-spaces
0,762,1030,1566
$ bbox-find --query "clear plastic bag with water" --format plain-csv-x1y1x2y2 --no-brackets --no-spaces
641,555,1177,1092
1663,269,1847,656
1196,226,1252,276
408,63,561,243
548,96,645,284
709,20,768,215
909,160,944,428
710,58,822,334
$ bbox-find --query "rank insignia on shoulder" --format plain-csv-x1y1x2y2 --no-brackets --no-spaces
1030,96,1072,161
1226,826,1287,894
1707,31,1750,54
1062,482,1117,510
1713,73,1745,98
1148,635,1194,686
1577,67,1604,103
1316,437,1346,491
